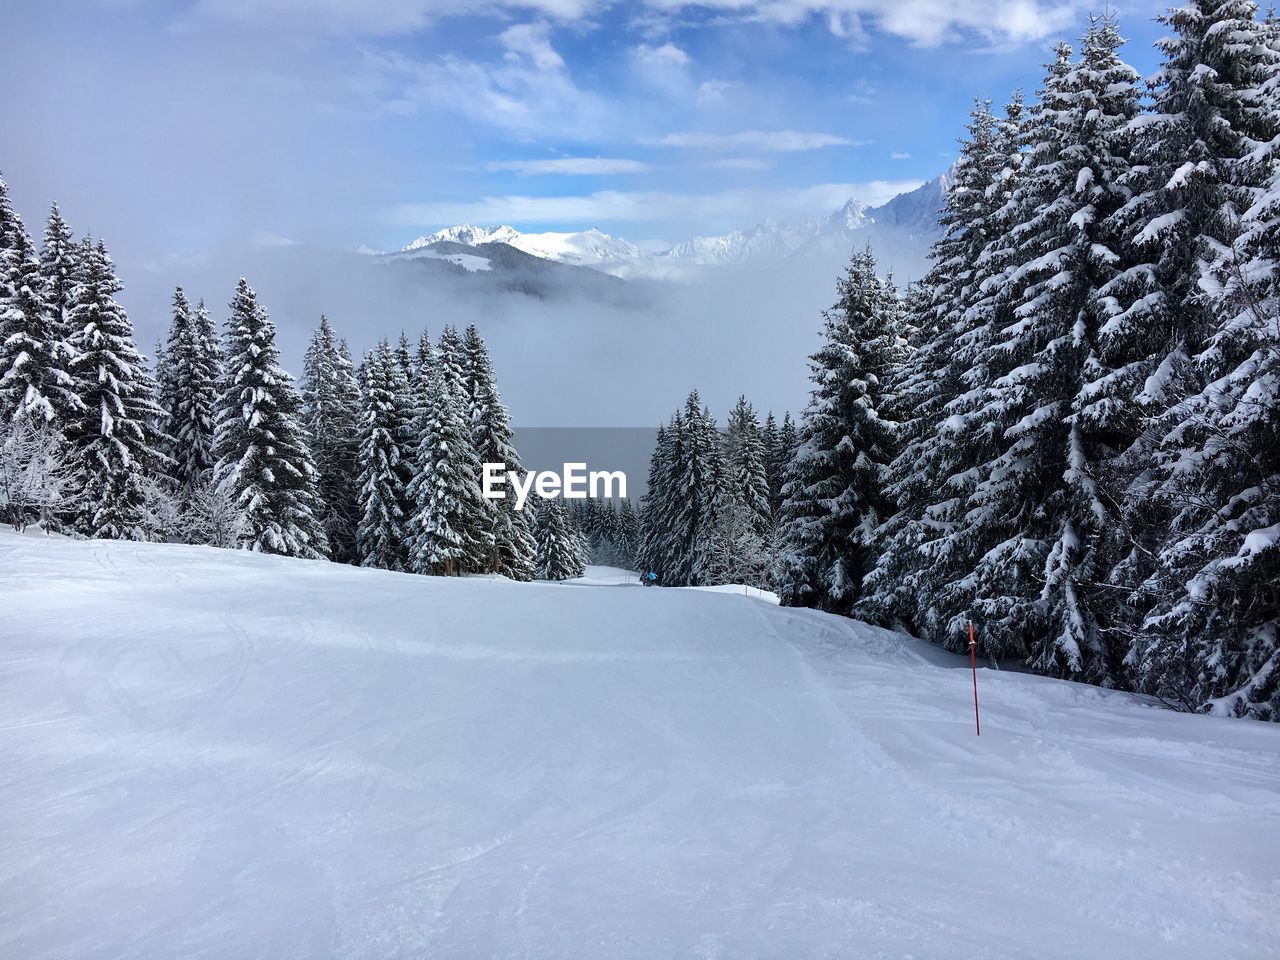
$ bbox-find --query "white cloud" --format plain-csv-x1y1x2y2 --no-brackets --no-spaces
641,0,1081,46
487,157,652,175
191,0,601,35
641,130,863,152
373,22,605,136
499,21,566,71
389,179,923,226
635,41,690,68
824,9,869,48
632,41,692,91
193,0,1083,47
695,80,736,107
890,151,910,159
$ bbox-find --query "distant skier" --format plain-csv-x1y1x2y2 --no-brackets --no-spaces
643,571,658,586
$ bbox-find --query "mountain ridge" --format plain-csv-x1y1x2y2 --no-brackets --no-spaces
392,174,948,279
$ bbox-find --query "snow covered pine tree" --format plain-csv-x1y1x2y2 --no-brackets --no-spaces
462,323,536,580
777,245,905,615
1138,13,1280,718
213,279,328,558
156,287,222,499
355,340,411,570
63,240,165,540
302,316,362,564
404,326,489,576
533,496,586,581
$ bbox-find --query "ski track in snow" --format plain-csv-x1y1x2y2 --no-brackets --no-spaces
1,530,1277,959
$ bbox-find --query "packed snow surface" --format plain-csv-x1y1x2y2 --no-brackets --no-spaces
2,530,1277,959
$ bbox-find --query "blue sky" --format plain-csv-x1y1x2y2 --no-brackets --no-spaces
2,0,1173,260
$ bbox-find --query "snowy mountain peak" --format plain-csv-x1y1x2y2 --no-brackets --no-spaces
394,177,947,278
660,196,875,266
508,227,642,265
399,224,640,266
405,224,520,250
659,178,945,270
829,198,871,232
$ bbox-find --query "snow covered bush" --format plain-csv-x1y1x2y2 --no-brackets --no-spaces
0,417,78,532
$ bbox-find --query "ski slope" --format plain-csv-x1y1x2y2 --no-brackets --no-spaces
1,530,1276,959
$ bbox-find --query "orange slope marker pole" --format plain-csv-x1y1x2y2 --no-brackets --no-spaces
969,621,981,736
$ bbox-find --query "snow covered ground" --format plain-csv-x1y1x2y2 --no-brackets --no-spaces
569,567,778,603
2,530,1277,959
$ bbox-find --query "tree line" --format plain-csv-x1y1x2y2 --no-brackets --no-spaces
638,4,1280,721
0,181,588,581
635,394,797,588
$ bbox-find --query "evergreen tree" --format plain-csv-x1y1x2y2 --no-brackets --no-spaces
616,497,640,568
1136,52,1280,718
777,246,905,615
153,300,183,457
703,496,771,588
0,415,77,532
1109,0,1277,373
461,323,535,577
760,411,783,517
301,316,362,563
190,301,222,456
664,392,724,586
405,326,488,575
213,278,328,558
0,205,78,427
0,174,15,251
776,413,797,473
1106,0,1280,635
156,288,222,497
355,341,410,569
637,422,673,578
38,202,79,345
887,24,1143,681
572,499,634,568
989,20,1140,680
706,395,773,584
407,329,434,416
861,90,1030,633
64,240,164,540
589,501,618,565
635,397,763,586
395,332,413,377
533,496,587,580
724,396,772,535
